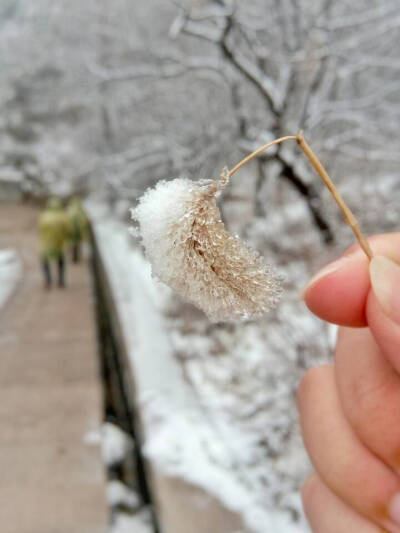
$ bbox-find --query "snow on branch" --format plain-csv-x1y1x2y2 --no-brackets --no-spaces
173,6,281,116
176,19,224,43
186,4,233,21
103,137,169,168
314,79,400,116
328,144,400,163
86,53,230,87
336,55,400,76
222,46,280,113
317,4,399,30
316,14,400,59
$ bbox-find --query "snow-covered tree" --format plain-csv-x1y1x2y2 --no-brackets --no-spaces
1,2,400,528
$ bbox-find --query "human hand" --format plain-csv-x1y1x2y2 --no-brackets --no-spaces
298,233,400,532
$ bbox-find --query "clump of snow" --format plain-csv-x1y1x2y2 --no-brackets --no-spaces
131,172,282,322
101,422,135,467
110,508,153,533
0,249,21,310
107,480,141,510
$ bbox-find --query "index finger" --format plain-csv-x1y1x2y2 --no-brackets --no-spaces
302,233,400,327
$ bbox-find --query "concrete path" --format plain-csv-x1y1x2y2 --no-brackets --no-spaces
0,204,108,533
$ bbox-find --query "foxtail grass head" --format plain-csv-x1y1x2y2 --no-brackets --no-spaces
131,168,282,322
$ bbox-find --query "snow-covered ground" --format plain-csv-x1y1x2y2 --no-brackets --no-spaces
88,201,333,532
0,249,21,310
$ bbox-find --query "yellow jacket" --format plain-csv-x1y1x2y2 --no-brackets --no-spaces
39,200,70,259
66,199,88,244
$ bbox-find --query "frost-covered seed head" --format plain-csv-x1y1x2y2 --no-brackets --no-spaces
131,168,283,322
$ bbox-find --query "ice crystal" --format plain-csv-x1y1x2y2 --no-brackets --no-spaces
131,168,282,322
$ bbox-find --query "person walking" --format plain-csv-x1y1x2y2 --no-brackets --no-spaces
38,197,70,288
66,196,88,264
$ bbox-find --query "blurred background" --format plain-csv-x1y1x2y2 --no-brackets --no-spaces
1,1,399,532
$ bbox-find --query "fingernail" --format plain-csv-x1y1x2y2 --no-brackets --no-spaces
388,493,400,527
369,255,400,323
301,255,353,300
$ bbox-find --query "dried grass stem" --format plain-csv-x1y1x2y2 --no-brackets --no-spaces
228,135,297,177
227,131,373,261
295,131,373,260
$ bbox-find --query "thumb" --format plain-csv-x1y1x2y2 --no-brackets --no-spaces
367,255,400,374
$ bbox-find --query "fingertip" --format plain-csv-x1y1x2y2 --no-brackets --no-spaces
303,254,370,327
302,234,400,327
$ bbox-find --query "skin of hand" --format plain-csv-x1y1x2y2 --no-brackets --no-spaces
298,233,400,533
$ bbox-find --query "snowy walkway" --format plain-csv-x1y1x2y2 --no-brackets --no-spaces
0,204,107,533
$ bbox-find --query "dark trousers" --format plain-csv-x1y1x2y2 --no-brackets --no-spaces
72,242,81,263
42,255,65,288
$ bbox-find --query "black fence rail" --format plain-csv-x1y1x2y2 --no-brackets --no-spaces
89,226,159,532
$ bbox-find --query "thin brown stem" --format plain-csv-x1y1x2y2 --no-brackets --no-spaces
227,131,373,261
296,131,373,260
228,135,297,177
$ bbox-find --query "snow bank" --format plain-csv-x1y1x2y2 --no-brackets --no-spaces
0,249,21,310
